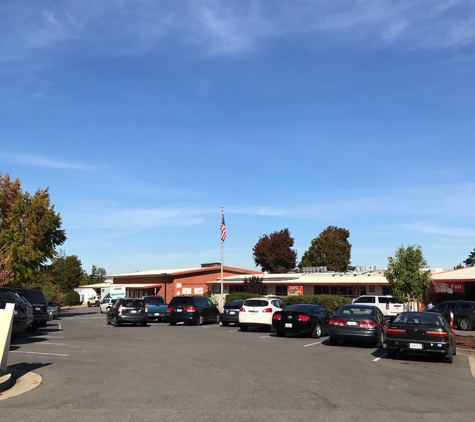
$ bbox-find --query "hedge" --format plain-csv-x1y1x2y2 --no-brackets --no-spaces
224,293,264,303
64,290,80,306
281,295,352,314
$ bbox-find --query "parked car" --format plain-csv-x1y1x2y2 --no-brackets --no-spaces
238,297,285,332
352,295,404,321
142,295,168,322
48,301,60,319
386,312,456,363
0,288,28,341
166,295,220,326
272,303,331,338
17,293,34,331
100,298,118,313
329,304,388,347
10,288,50,329
220,300,245,326
106,298,148,327
426,300,475,331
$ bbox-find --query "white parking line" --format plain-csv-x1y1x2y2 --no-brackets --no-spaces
11,351,68,357
259,336,272,339
228,330,238,332
42,343,66,346
373,353,386,361
303,341,323,347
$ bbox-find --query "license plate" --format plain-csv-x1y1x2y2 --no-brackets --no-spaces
285,323,292,328
177,309,183,312
347,321,357,326
131,310,137,313
409,343,423,349
154,313,160,316
35,307,41,311
230,311,235,315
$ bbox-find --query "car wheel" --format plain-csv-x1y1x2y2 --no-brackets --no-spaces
221,321,229,327
270,325,276,334
375,332,384,349
106,319,111,325
215,315,220,324
197,315,204,326
445,351,453,364
169,322,177,326
458,317,472,331
87,302,91,308
240,325,248,332
113,317,119,327
311,323,322,339
141,322,147,327
100,309,103,314
10,333,18,343
133,322,137,326
276,330,286,337
453,344,457,356
330,337,339,346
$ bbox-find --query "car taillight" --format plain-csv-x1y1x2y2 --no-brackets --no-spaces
387,328,406,335
240,307,245,312
298,314,309,322
358,321,378,327
386,303,390,310
166,307,175,312
262,308,273,313
273,313,282,321
330,318,346,326
184,307,197,312
426,330,449,338
145,304,148,312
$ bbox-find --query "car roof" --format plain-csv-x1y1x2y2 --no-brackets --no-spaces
341,304,375,309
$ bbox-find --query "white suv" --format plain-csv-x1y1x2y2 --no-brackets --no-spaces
239,297,285,332
99,298,118,314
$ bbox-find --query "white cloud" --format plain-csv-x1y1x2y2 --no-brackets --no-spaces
401,223,475,237
1,0,474,65
0,152,98,170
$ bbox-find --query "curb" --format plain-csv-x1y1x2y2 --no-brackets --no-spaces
0,371,12,393
0,368,42,400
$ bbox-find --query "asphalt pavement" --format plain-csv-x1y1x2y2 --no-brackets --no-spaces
2,307,475,422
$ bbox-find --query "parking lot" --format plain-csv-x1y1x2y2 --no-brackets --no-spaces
3,307,475,422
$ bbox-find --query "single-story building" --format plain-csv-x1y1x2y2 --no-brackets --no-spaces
430,267,475,302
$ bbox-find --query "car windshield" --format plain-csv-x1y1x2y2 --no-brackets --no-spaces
0,290,20,301
244,300,269,307
225,300,244,307
143,297,165,304
123,300,144,308
337,306,375,316
170,297,193,306
284,304,314,313
18,290,46,303
393,313,442,326
378,297,401,303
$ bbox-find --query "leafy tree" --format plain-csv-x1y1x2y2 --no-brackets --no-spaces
453,263,464,270
64,290,80,306
49,253,85,293
299,226,351,272
0,173,66,285
89,265,107,284
252,228,297,273
243,275,264,294
463,248,475,267
0,247,13,286
384,245,432,305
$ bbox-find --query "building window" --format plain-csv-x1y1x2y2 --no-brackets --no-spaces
275,286,288,296
369,285,375,293
314,286,330,295
339,286,349,297
382,286,392,295
229,285,246,294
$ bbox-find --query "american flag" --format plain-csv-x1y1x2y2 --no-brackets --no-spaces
220,213,227,243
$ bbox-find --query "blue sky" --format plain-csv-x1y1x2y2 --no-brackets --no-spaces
1,0,474,275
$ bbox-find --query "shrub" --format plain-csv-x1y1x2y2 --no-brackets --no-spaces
64,290,80,306
224,293,263,303
281,295,352,314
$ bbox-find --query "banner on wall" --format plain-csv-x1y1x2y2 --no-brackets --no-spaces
432,282,465,294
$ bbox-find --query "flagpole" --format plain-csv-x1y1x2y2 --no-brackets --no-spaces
220,206,224,311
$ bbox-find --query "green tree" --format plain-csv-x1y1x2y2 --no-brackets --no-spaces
0,173,66,284
384,245,432,305
463,249,475,267
89,265,107,284
299,226,351,272
243,275,264,294
0,247,14,286
252,228,297,273
49,253,85,293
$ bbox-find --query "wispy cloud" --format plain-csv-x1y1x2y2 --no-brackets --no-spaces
0,152,98,170
401,223,475,237
1,0,474,65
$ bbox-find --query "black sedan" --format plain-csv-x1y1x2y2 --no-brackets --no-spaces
106,298,148,327
385,312,456,363
272,304,330,338
220,300,245,326
329,304,388,347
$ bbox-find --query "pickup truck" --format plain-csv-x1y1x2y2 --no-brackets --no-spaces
352,295,404,321
142,296,168,322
